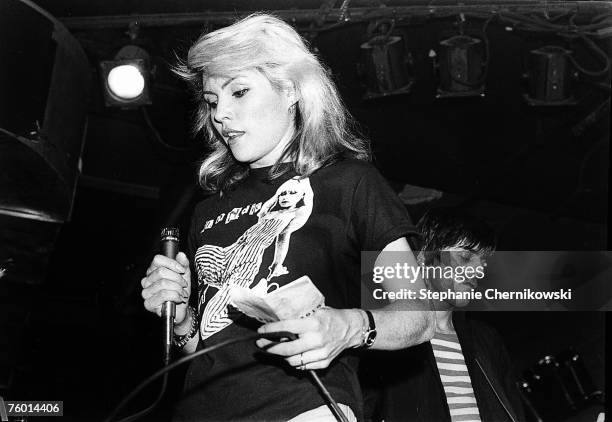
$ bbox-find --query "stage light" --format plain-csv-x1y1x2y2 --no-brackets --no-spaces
107,65,145,100
523,45,576,106
100,45,151,107
359,20,414,99
433,35,486,98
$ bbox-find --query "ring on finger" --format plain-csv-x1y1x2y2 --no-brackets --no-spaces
299,353,305,370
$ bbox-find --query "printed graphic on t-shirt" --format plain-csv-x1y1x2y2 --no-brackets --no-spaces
200,202,263,232
194,177,314,340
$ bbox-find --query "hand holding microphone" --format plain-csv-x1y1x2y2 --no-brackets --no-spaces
141,229,192,359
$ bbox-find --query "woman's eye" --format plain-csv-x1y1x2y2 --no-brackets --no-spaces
233,88,248,98
203,97,217,108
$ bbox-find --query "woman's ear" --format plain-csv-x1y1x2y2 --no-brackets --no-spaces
285,82,298,109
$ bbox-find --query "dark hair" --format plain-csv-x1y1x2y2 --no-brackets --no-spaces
417,207,496,254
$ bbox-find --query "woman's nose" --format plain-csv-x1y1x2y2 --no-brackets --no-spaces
213,99,232,124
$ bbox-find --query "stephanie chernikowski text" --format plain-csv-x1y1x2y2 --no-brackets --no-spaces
371,288,573,301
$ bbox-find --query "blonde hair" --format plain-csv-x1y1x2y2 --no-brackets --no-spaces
176,13,370,193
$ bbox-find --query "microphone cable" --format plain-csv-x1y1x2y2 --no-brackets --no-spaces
104,227,180,422
105,373,169,422
104,331,350,422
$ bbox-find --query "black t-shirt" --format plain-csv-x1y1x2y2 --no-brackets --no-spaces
173,159,415,422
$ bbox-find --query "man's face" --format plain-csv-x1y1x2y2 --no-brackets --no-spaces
430,247,488,308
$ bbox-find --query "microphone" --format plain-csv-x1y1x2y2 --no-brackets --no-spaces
160,227,180,365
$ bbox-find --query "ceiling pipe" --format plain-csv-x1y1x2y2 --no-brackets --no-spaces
57,1,605,30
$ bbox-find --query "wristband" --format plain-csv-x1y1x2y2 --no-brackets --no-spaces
362,310,377,348
173,306,199,349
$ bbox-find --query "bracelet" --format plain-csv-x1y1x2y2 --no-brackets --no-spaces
173,306,199,349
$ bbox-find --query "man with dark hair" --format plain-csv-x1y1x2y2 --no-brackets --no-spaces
364,207,525,422
417,207,496,257
417,207,496,310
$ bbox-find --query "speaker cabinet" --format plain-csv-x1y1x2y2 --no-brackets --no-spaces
0,0,90,223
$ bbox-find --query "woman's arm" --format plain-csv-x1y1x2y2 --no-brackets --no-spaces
258,195,278,219
173,306,199,354
367,237,435,349
256,237,435,369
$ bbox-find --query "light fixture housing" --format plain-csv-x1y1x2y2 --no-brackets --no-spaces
523,45,576,106
434,35,486,98
359,21,413,99
100,45,151,107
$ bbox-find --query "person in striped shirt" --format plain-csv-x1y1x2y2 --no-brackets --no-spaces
365,207,525,422
419,207,496,422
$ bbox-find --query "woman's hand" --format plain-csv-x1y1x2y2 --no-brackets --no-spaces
141,252,192,327
255,307,365,370
268,263,289,278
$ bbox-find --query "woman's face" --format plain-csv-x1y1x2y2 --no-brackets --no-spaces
278,187,302,209
203,69,295,168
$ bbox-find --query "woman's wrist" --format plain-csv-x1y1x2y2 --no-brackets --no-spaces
348,309,369,348
174,306,194,336
173,306,199,349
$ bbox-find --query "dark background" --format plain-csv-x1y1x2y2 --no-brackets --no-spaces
0,1,609,421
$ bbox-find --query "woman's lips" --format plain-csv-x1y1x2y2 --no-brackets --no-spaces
223,131,244,144
222,129,244,137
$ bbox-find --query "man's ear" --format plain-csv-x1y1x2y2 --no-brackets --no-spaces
421,250,441,266
416,251,425,266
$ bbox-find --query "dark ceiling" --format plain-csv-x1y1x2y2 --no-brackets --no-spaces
8,0,611,219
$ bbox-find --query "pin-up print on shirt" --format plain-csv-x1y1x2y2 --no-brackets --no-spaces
194,177,314,340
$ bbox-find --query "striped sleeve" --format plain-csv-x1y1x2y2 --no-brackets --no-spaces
431,331,482,422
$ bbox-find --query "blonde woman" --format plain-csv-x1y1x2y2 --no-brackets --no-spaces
141,13,433,421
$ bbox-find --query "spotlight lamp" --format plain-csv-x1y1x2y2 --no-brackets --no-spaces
433,34,486,98
359,20,414,100
100,45,152,107
523,45,577,106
